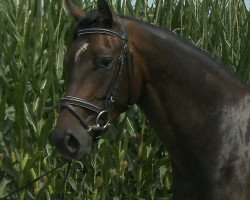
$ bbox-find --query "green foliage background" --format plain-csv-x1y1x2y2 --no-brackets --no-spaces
0,0,249,199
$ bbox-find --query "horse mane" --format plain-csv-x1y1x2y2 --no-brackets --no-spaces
124,15,222,65
123,15,247,87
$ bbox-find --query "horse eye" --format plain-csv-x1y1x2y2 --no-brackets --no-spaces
100,57,113,69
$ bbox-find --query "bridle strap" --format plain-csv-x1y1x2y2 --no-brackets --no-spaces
77,28,127,41
104,19,129,110
61,96,101,114
128,49,136,106
60,103,92,131
58,16,135,140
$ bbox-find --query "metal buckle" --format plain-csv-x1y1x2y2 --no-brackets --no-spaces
96,110,110,129
86,126,92,132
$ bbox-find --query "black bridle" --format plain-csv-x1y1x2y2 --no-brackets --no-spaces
59,17,135,140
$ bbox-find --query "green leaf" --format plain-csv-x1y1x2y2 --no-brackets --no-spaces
0,177,11,198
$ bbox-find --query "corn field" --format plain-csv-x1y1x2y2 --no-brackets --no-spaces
0,0,249,199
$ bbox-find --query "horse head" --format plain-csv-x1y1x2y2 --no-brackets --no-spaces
50,0,141,160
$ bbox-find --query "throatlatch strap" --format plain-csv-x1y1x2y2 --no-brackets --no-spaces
128,49,135,106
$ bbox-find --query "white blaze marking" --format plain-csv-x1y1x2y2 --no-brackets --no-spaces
75,43,89,63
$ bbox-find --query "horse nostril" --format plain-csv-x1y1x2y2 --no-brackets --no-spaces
63,134,80,154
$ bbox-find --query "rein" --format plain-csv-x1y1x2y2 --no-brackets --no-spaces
58,16,135,140
0,162,70,200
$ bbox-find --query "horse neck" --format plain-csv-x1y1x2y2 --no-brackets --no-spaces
127,18,250,150
127,19,250,198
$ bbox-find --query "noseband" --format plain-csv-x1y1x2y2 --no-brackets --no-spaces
59,17,135,140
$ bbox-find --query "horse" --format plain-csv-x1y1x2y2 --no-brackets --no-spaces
50,0,250,199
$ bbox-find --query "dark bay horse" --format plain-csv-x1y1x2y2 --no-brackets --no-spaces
50,0,250,199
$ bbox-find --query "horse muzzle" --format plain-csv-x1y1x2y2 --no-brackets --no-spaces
50,126,92,160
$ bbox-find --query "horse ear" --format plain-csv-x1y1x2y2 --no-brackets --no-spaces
97,0,113,27
65,0,86,21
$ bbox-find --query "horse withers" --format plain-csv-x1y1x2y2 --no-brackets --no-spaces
50,0,250,199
